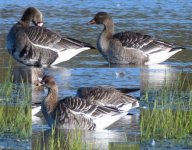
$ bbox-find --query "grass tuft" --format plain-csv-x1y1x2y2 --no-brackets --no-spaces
0,59,31,139
141,74,192,147
33,129,92,150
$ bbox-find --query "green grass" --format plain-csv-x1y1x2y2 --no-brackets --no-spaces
0,105,31,139
0,59,14,98
0,59,31,103
33,128,140,150
0,59,31,139
109,143,140,150
33,129,92,150
140,107,192,139
140,74,192,146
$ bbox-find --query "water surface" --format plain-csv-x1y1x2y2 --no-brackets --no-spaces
1,0,192,67
32,67,140,149
1,0,192,149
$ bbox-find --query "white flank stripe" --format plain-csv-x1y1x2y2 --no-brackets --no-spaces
118,103,133,111
144,47,164,54
32,106,41,116
146,49,182,65
94,112,128,130
31,42,62,52
51,47,90,65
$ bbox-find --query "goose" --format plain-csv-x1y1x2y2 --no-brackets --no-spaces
76,86,139,109
7,7,94,67
87,12,184,65
36,75,139,130
32,85,139,116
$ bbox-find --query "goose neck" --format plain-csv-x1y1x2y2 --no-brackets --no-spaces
97,20,114,54
103,19,114,37
18,20,30,27
44,85,59,113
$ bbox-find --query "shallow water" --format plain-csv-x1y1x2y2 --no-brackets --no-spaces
0,135,31,150
1,0,192,149
32,67,140,149
1,0,192,67
140,65,192,149
32,116,140,150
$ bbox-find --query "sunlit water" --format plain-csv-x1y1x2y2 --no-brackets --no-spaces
32,67,140,149
1,0,192,149
140,65,192,149
1,0,192,67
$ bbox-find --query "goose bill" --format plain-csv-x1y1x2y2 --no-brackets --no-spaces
87,19,96,25
37,22,43,27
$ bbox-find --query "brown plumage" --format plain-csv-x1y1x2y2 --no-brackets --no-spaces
38,75,139,130
87,12,184,65
7,7,94,67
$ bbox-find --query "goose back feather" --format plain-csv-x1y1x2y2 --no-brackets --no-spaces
113,31,182,54
39,76,139,130
88,12,184,65
7,7,94,67
54,96,120,130
76,86,139,110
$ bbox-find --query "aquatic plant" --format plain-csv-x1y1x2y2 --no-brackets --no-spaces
0,58,31,139
33,129,92,150
140,74,192,148
109,143,140,150
0,59,14,98
0,105,31,139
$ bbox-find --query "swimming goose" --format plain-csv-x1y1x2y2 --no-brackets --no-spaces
7,7,94,67
37,75,139,130
87,12,184,65
76,87,139,110
32,86,139,116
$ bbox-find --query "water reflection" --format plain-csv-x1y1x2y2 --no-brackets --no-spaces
140,66,192,149
1,1,192,68
11,66,44,85
140,64,178,91
0,136,31,150
141,64,192,97
32,116,140,150
32,67,140,101
32,67,140,149
0,65,32,149
1,0,192,149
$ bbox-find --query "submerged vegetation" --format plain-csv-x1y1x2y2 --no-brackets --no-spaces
0,59,14,98
0,59,31,139
140,104,192,139
33,128,140,150
0,105,31,139
140,73,192,148
0,59,31,103
109,143,140,150
33,129,92,150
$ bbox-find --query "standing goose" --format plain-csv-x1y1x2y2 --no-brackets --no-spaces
7,7,94,67
87,12,184,65
37,76,139,130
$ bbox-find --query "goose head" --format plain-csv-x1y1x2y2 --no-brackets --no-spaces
36,75,58,110
37,75,58,121
87,12,112,26
36,75,56,89
21,7,43,27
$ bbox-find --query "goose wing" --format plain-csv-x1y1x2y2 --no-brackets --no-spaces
77,87,140,96
55,96,119,130
113,31,181,54
76,87,137,106
24,26,92,52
